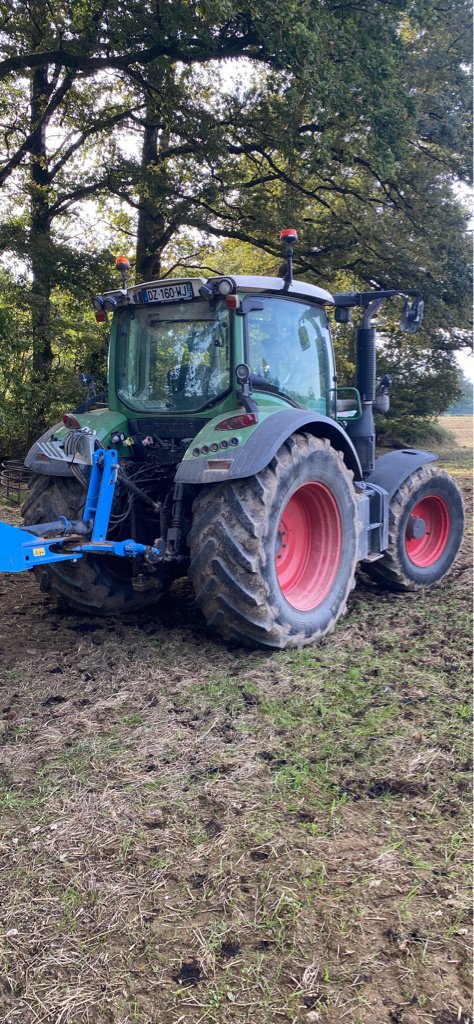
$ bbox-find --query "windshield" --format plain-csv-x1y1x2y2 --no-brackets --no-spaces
247,296,333,412
115,300,230,412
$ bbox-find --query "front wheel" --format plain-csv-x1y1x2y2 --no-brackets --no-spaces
189,434,359,649
364,464,464,591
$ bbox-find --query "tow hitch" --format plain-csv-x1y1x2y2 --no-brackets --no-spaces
0,449,161,574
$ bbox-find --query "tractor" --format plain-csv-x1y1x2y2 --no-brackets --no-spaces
0,229,464,649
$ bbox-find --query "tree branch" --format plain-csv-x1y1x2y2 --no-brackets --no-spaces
49,108,134,180
0,34,269,81
0,71,74,188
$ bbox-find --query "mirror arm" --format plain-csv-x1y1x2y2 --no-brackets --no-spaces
362,297,385,329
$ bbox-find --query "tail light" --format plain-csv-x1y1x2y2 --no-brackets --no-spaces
215,413,257,431
63,414,82,430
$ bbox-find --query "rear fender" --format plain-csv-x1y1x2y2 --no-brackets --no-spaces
367,449,438,499
25,411,129,477
176,409,363,484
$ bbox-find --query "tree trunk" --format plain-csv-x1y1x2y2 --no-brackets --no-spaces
136,117,163,281
27,5,54,440
135,82,175,282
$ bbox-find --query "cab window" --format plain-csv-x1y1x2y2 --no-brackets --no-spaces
246,296,333,412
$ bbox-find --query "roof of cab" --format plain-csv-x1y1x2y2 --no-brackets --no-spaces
231,276,334,304
104,275,335,305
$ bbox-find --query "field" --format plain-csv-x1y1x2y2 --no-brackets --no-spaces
0,420,472,1024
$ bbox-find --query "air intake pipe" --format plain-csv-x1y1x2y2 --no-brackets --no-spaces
347,296,384,477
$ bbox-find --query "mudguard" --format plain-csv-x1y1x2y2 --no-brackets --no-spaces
367,448,438,499
24,410,129,476
176,409,363,484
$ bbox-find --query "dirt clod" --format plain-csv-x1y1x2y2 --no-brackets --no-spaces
172,960,202,986
218,938,241,959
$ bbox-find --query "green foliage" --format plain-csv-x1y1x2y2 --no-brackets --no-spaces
0,274,34,455
375,416,455,449
0,268,109,455
376,326,464,418
331,308,467,439
0,0,471,436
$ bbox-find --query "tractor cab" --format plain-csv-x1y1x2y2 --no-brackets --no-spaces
98,273,336,425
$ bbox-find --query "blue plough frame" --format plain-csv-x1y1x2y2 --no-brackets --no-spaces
0,449,160,574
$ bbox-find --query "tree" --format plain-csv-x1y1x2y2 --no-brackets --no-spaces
0,0,471,443
0,0,329,430
0,257,114,455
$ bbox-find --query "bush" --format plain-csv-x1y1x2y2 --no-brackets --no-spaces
375,415,455,449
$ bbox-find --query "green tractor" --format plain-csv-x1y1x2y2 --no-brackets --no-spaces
10,229,463,649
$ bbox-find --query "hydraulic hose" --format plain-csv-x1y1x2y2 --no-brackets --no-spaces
118,468,161,513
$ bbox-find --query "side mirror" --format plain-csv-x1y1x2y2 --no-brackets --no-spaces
401,297,424,333
79,372,97,399
374,374,393,414
334,306,351,324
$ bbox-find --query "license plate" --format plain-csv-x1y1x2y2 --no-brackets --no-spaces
141,282,194,304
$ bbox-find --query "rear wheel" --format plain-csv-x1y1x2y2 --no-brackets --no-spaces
22,474,157,615
364,465,464,591
189,434,359,649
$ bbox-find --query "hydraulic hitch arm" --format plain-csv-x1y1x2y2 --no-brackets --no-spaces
0,449,161,574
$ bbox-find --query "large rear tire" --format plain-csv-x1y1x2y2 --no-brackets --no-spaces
364,464,464,591
188,434,359,649
22,475,156,615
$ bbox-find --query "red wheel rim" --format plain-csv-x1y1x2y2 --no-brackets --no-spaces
275,482,342,611
405,495,451,567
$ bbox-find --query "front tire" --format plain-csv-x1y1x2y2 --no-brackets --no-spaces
189,434,359,649
364,464,464,591
22,474,157,615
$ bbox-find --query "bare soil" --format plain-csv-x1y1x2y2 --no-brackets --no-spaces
0,422,472,1024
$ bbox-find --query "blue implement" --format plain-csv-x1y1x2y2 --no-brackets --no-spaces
84,447,120,542
0,521,80,573
0,447,161,573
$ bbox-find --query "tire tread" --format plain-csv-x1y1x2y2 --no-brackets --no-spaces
365,464,464,591
189,433,359,649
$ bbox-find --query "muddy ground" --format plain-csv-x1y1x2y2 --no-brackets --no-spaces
0,420,472,1024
